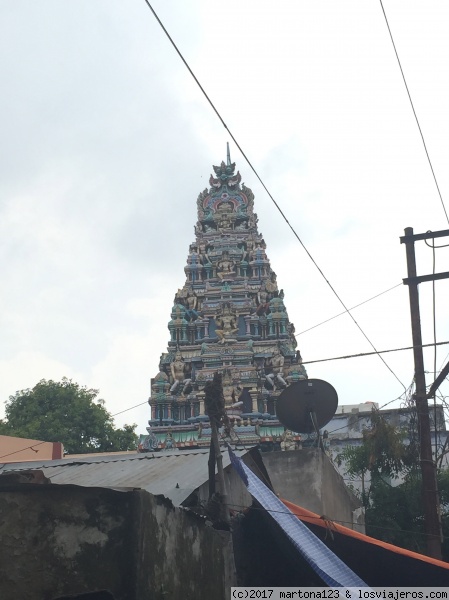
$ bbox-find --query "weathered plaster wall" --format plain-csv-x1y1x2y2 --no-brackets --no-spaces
0,485,136,600
195,462,253,512
135,493,235,599
261,448,364,531
0,485,235,600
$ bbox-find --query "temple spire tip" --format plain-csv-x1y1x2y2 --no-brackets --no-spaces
226,142,231,166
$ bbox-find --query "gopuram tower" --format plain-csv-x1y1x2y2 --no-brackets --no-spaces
143,153,307,451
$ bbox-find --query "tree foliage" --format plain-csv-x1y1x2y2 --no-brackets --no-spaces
1,378,138,454
336,409,449,559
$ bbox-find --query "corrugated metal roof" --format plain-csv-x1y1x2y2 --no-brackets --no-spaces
0,448,252,505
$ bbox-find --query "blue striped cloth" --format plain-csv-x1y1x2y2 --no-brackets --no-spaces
228,446,369,588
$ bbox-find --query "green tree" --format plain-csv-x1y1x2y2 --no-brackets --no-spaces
337,409,413,507
1,378,138,454
337,409,449,559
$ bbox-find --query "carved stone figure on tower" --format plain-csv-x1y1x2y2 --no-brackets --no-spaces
170,350,191,394
222,370,242,409
217,251,236,279
265,271,278,297
238,242,249,263
199,241,212,264
256,283,270,315
215,303,239,344
280,429,298,451
265,347,287,390
185,287,200,321
215,201,235,231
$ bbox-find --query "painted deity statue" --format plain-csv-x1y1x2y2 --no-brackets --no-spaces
215,201,235,231
217,251,236,279
215,304,239,344
265,347,287,389
238,242,249,263
170,350,191,394
280,429,297,451
174,287,199,321
198,242,212,264
265,271,278,297
256,283,270,316
222,371,241,408
185,287,200,320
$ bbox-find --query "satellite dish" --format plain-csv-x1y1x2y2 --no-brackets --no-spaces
276,379,338,433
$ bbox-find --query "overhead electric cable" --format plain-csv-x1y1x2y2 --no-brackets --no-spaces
142,0,406,390
327,385,414,436
379,0,449,226
106,344,442,421
0,441,47,461
296,282,402,336
112,401,148,418
438,351,449,375
302,341,449,366
324,378,423,440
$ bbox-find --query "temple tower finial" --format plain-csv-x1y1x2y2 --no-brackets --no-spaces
226,142,231,166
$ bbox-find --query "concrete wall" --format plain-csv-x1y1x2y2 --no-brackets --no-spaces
0,484,235,600
195,457,254,513
261,448,364,531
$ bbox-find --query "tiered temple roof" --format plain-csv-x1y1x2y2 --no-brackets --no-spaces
141,154,307,451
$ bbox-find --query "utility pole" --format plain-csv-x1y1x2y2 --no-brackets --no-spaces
401,227,449,560
204,373,230,525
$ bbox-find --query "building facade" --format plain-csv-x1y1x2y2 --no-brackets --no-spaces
143,155,307,450
0,435,63,463
324,402,448,492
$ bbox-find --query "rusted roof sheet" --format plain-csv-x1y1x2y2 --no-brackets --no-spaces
0,447,251,505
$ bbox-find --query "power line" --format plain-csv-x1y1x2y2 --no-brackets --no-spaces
438,351,449,375
220,501,449,542
142,0,406,391
296,282,402,336
111,401,148,418
0,441,47,461
324,388,413,436
108,351,415,424
0,404,149,460
379,0,449,226
111,340,447,421
327,381,446,449
302,340,449,366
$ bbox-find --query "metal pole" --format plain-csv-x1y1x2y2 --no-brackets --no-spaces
403,227,442,559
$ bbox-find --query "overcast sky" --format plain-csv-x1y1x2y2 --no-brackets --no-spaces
1,1,448,436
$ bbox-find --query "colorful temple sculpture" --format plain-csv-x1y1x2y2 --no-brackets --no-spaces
140,154,307,452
